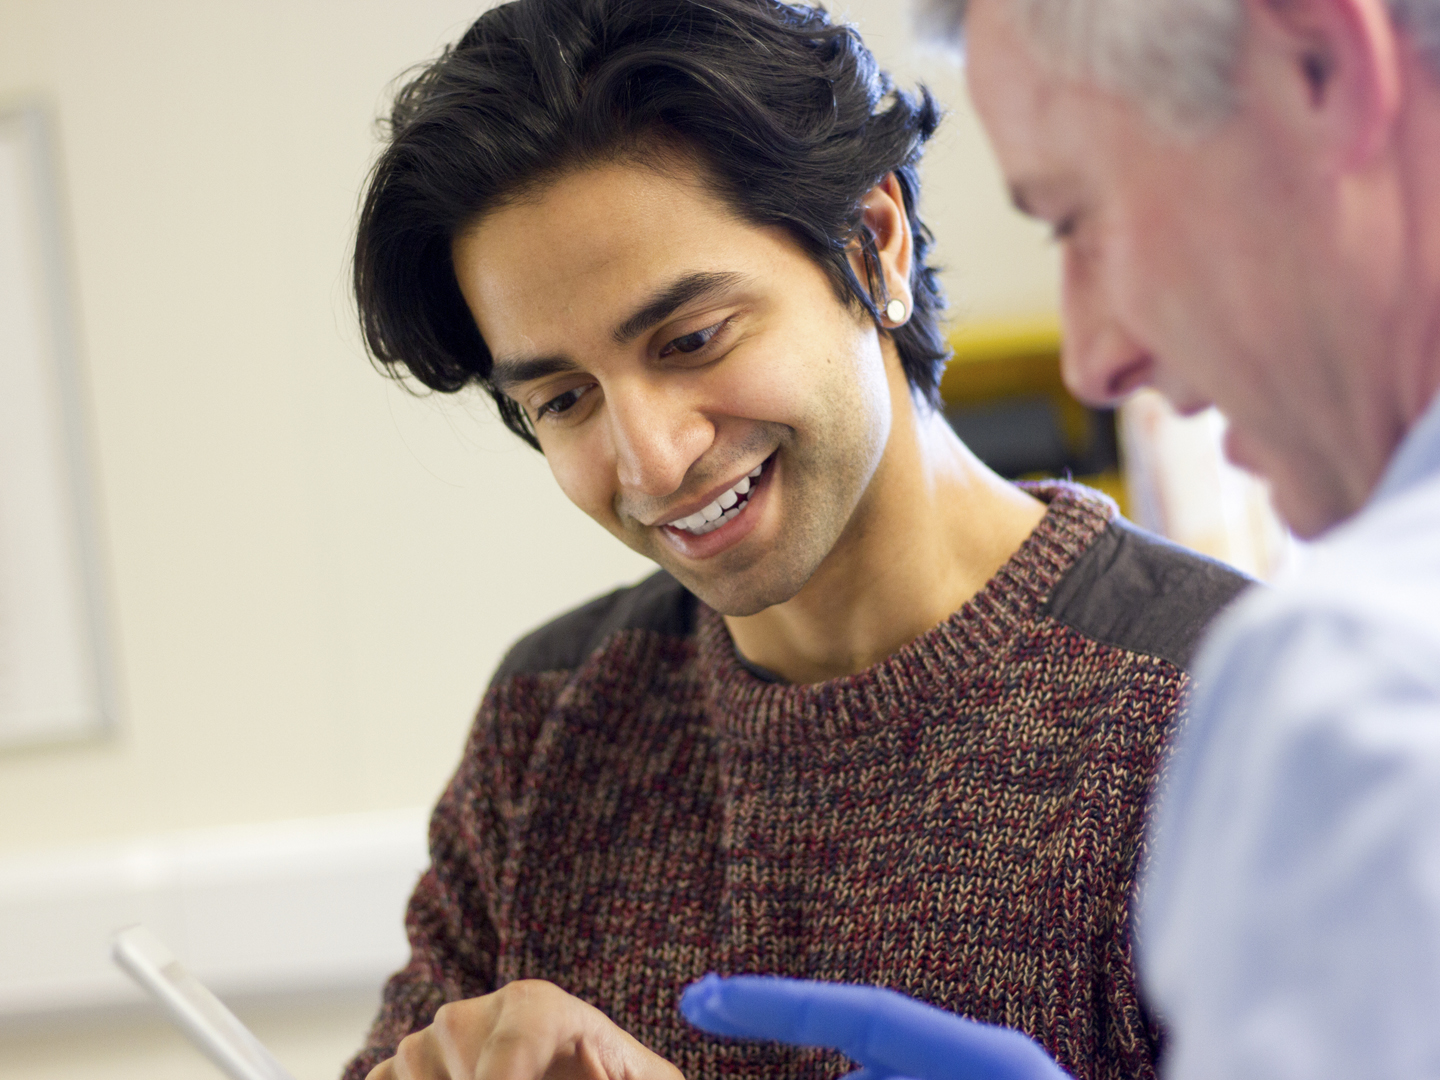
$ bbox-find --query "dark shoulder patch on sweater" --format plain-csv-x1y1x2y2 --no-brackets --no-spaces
1043,517,1253,670
493,570,696,681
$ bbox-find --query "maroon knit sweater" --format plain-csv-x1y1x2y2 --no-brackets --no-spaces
342,485,1248,1080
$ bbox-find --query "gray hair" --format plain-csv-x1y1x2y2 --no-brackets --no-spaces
925,0,1440,130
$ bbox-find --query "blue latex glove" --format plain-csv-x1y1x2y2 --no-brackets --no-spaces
679,974,1071,1080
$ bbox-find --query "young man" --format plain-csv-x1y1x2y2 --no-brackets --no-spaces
342,2,1246,1079
687,1,1440,1079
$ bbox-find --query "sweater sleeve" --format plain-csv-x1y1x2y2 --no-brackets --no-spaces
339,671,563,1080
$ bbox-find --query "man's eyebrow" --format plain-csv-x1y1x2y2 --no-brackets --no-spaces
612,271,747,344
489,355,580,394
489,271,748,392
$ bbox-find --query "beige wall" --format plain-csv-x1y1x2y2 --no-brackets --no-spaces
1,991,383,1080
0,0,1055,1075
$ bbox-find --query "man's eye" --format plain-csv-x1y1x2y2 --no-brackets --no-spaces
536,386,589,419
1050,214,1079,243
661,319,727,357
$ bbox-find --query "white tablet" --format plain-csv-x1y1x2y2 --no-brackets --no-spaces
112,925,298,1080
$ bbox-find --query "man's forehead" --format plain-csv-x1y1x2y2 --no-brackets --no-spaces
964,2,1137,208
470,154,739,253
454,159,758,339
463,165,697,274
969,77,1089,215
964,7,1070,148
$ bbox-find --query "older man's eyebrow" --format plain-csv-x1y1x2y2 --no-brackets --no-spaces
612,271,747,345
489,354,580,394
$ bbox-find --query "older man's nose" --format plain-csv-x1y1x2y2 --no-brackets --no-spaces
1061,323,1155,407
607,381,712,499
1059,252,1154,406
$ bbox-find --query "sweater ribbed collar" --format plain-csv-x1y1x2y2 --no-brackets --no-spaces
696,482,1115,746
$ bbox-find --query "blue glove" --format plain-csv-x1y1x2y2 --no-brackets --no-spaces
679,974,1071,1080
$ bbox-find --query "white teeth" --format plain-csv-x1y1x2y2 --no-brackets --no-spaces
664,459,768,534
694,507,740,536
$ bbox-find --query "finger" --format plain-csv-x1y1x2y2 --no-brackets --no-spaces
472,996,677,1080
431,998,504,1080
681,974,902,1049
584,1014,687,1080
392,1024,460,1080
472,1025,559,1080
679,975,1070,1080
471,980,632,1080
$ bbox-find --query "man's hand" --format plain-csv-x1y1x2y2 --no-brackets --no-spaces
367,979,686,1080
679,974,1070,1080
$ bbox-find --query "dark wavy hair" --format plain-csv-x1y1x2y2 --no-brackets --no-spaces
355,0,948,449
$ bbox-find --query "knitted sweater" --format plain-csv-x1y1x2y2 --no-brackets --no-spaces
342,485,1248,1080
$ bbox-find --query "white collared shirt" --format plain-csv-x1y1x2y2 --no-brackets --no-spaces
1139,393,1440,1080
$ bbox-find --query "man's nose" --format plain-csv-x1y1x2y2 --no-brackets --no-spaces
1059,249,1153,407
606,379,712,498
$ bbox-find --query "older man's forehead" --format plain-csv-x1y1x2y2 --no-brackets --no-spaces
964,1,1074,139
965,34,1084,206
966,1,1164,217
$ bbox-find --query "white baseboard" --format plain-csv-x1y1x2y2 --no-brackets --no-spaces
0,808,430,1018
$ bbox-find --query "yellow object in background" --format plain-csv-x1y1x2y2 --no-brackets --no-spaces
943,319,1127,515
942,319,1297,579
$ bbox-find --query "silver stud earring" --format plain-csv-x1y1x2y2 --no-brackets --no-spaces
885,298,907,323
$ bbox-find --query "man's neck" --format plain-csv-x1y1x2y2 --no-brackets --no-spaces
723,373,1048,685
1391,50,1440,466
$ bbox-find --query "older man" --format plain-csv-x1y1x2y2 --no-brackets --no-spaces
684,0,1440,1078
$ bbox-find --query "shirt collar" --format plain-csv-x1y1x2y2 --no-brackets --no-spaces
1372,389,1440,505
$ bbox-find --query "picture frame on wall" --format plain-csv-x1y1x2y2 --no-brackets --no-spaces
0,103,114,748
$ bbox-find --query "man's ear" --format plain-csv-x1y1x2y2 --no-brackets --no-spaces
1250,0,1401,168
847,172,914,323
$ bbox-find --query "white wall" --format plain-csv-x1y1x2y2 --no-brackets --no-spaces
0,1,1056,1076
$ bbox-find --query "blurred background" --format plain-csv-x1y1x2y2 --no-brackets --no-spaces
0,2,1285,1078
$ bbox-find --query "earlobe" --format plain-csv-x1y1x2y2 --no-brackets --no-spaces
855,172,915,323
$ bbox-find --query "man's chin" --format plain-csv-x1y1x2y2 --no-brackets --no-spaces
649,539,827,617
1224,428,1346,539
1259,455,1376,540
1269,482,1352,542
664,562,801,617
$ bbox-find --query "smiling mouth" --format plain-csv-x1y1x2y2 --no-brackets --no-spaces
663,458,768,536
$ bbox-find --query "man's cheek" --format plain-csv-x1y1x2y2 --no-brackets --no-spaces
546,449,615,527
703,358,801,423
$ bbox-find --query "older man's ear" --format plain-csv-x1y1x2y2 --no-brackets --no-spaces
1244,0,1403,167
